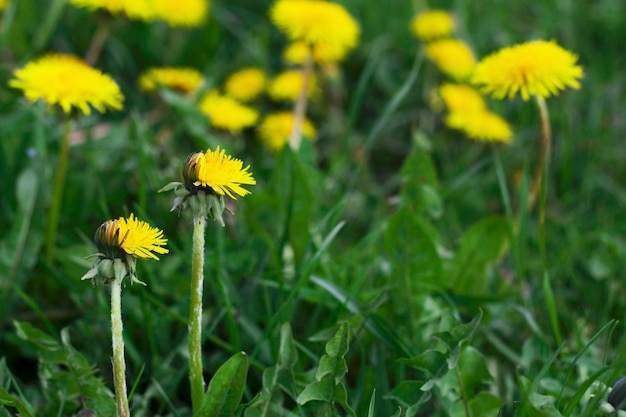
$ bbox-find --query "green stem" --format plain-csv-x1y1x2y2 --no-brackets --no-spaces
533,96,562,346
455,367,471,417
45,119,72,264
111,277,130,417
189,214,207,413
287,48,313,151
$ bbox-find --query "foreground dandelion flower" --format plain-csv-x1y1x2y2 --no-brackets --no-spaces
270,0,359,62
258,112,316,151
438,83,486,113
425,39,475,81
472,40,584,101
69,0,153,20
152,0,208,27
139,67,204,94
224,68,266,102
198,90,259,133
9,54,124,115
191,147,256,199
410,10,455,41
268,70,318,102
447,110,513,143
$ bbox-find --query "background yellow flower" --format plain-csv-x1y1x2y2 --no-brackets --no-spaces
139,67,204,94
0,0,9,11
267,70,318,102
472,40,584,100
151,0,208,27
198,90,259,133
438,83,486,113
410,10,455,41
224,68,266,102
425,39,475,81
270,0,360,61
258,112,316,151
9,54,124,115
446,110,513,143
69,0,153,20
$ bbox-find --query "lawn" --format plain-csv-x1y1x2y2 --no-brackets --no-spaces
1,0,625,416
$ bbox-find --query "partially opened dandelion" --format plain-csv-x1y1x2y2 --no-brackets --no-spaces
9,53,124,263
159,147,255,412
81,214,168,417
270,0,359,150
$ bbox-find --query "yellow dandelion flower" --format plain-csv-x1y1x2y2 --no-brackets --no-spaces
446,110,513,143
472,40,584,101
9,54,124,115
95,213,169,260
425,39,475,81
151,0,208,27
438,83,486,113
198,90,259,133
258,112,316,151
69,0,153,20
139,67,204,94
270,0,360,62
191,146,256,199
0,0,9,11
224,68,266,102
267,70,317,102
283,41,346,64
410,10,455,42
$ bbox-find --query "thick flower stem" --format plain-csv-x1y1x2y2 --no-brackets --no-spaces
45,119,72,264
287,49,313,151
527,96,552,213
111,278,130,417
531,96,562,346
189,214,207,413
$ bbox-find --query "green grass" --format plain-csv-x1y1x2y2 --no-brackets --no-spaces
1,0,626,416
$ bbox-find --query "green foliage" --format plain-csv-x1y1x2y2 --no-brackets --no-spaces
1,0,626,416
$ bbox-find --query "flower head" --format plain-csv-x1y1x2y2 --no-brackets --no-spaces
283,41,346,64
190,146,256,199
82,214,168,285
198,90,259,133
159,147,255,224
9,54,124,115
268,70,317,102
139,67,204,94
410,10,455,41
69,0,153,20
224,68,266,102
437,83,486,113
472,40,584,101
270,0,360,62
446,110,513,143
258,112,316,151
425,39,475,81
151,0,208,27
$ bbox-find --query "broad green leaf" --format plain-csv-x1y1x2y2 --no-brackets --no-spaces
278,323,298,368
450,216,509,295
399,146,442,218
432,311,482,369
384,207,444,290
297,378,334,405
451,392,503,417
384,380,424,408
456,347,493,395
0,389,34,417
315,323,350,384
399,350,447,379
197,352,249,417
